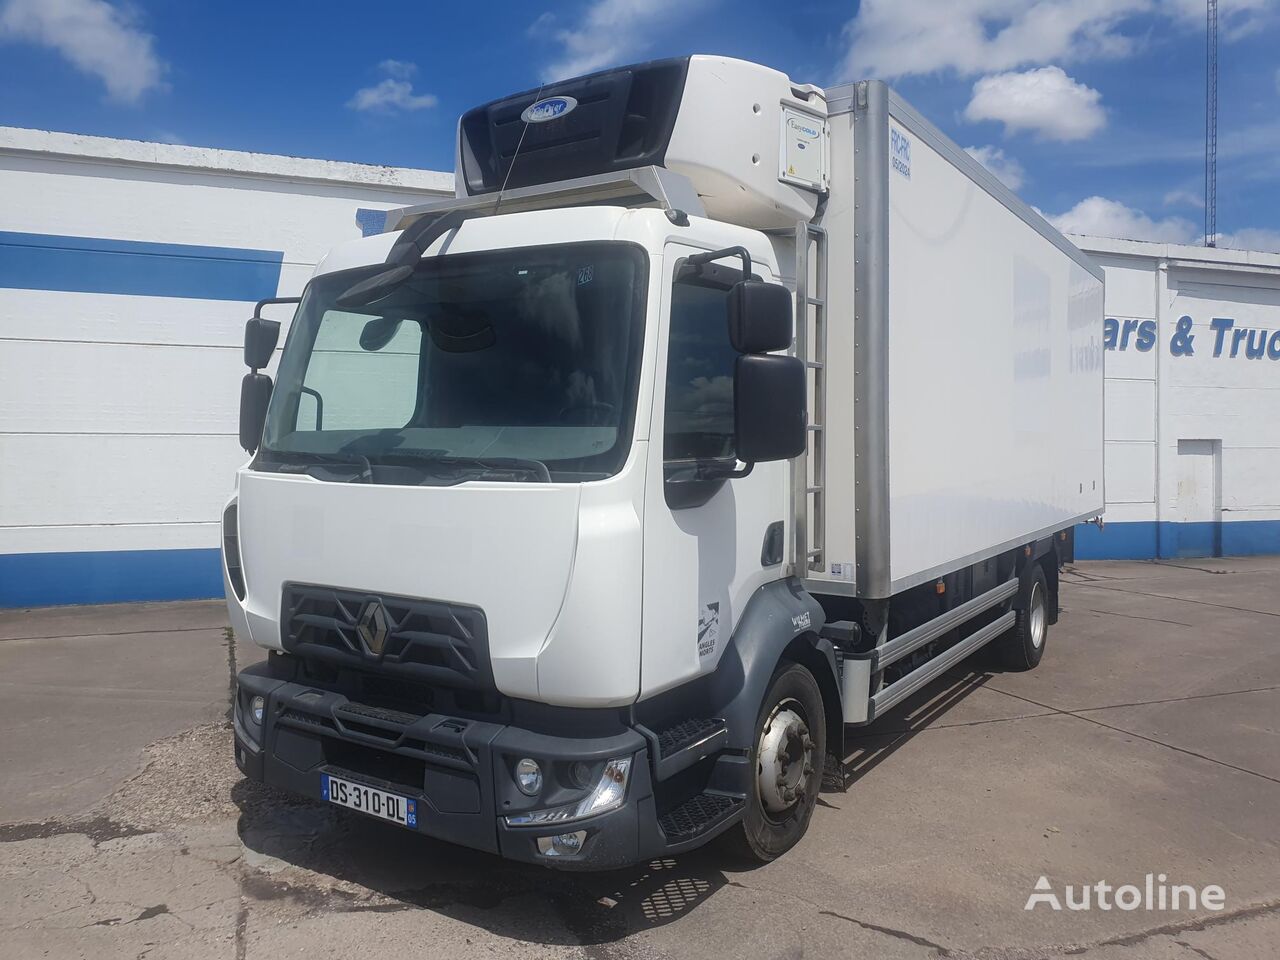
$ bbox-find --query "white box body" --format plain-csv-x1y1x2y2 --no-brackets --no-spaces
814,83,1105,598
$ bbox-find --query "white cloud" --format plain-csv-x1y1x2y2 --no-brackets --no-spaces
1165,0,1277,41
348,62,437,113
965,66,1105,141
964,145,1027,190
1050,197,1280,252
539,0,697,82
841,0,1150,80
527,11,555,36
841,0,1278,80
377,59,417,80
1048,196,1198,243
1163,188,1205,209
0,0,165,103
1215,227,1280,253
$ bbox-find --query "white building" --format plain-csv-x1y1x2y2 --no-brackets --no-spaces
1,129,1277,606
1069,236,1280,560
0,128,451,607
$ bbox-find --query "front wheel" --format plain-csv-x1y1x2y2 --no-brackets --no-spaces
720,662,826,863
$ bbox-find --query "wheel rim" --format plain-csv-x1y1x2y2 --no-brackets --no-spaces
1029,581,1047,649
756,697,814,821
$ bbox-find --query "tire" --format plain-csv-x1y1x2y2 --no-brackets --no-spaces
719,662,826,863
996,563,1049,671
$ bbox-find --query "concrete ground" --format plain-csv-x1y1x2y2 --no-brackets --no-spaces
1,558,1277,960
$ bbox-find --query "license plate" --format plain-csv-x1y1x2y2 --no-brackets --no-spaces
321,774,417,828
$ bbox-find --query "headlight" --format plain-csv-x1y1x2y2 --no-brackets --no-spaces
505,757,631,826
250,695,265,725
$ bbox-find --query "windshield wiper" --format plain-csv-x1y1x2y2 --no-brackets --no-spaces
267,450,373,482
455,456,553,483
260,449,551,484
370,452,552,483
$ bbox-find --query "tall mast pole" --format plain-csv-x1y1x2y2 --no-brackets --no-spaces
1205,0,1218,247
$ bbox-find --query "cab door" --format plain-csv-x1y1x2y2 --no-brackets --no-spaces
639,243,788,699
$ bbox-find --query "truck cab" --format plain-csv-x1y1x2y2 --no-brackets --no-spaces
227,202,819,868
225,55,1101,869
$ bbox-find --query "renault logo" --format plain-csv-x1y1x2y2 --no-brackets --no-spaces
356,600,390,656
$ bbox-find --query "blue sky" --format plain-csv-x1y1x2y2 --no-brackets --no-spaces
1,0,1278,249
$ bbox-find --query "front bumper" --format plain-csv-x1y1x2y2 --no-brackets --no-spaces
232,662,669,870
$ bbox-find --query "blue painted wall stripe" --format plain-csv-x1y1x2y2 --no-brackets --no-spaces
3,520,1276,608
0,549,223,608
0,231,283,301
1076,519,1280,560
1075,520,1158,560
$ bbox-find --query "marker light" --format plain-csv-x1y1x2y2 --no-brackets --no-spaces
505,757,632,826
250,696,265,725
515,758,543,796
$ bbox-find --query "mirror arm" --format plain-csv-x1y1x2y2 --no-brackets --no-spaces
300,386,324,431
253,296,301,321
683,245,752,284
386,209,468,266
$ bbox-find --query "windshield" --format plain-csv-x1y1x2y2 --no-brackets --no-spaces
258,241,648,483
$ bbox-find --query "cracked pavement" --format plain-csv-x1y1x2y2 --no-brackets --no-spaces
1,557,1278,959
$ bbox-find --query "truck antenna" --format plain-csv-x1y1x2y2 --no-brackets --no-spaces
495,82,546,214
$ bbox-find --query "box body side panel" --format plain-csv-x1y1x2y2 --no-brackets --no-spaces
882,112,1105,591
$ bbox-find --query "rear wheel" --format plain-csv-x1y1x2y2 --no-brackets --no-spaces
996,563,1049,671
720,662,826,863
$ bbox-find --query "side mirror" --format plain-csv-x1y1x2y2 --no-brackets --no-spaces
244,317,280,370
244,297,299,369
734,354,806,462
728,280,793,353
240,372,273,453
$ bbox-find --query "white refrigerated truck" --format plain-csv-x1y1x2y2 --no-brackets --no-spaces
225,55,1104,868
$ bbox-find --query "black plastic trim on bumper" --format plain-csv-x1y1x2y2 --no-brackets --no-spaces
232,665,683,870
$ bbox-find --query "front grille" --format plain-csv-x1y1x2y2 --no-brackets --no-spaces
279,708,331,729
357,674,436,713
337,702,422,726
282,584,493,691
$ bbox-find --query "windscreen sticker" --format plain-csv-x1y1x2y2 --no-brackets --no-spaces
698,602,720,659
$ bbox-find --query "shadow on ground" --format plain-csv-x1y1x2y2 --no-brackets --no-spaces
231,662,1004,946
834,663,1003,790
232,778,732,945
